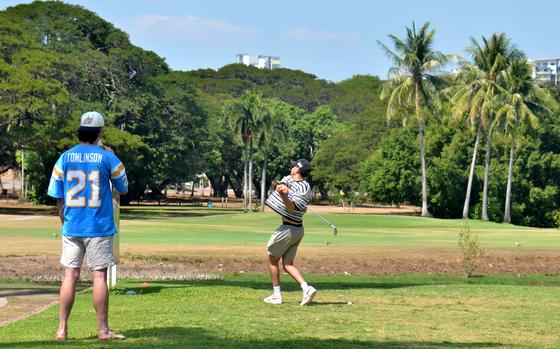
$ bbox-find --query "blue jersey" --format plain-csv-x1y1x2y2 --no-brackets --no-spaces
47,145,128,238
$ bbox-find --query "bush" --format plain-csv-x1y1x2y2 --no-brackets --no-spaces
553,211,560,228
458,220,485,278
469,196,502,222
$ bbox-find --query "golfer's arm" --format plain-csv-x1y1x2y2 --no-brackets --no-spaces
279,192,296,212
56,199,64,224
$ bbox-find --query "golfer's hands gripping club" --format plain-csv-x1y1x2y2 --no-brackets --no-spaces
276,183,289,194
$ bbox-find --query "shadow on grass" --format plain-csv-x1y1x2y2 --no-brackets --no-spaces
120,212,232,220
0,205,239,218
0,286,58,297
128,274,560,293
0,284,88,297
113,286,168,296
0,206,56,216
121,279,451,293
307,301,349,306
0,326,504,348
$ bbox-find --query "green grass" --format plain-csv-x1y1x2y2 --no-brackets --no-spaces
2,209,560,347
1,209,558,249
1,274,560,348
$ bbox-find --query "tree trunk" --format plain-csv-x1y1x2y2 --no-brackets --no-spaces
231,172,244,198
260,154,268,212
462,123,482,218
415,83,430,217
222,175,230,198
208,176,217,197
243,138,248,213
208,175,227,197
504,138,515,224
418,118,430,217
482,132,492,221
248,138,253,212
318,183,329,201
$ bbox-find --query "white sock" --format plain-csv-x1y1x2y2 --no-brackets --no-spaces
273,286,281,296
301,282,309,291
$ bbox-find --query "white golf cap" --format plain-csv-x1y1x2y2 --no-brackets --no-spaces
79,111,104,130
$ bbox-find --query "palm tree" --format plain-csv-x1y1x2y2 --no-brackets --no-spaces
224,90,268,212
463,33,523,220
378,21,449,217
495,60,554,223
255,100,288,211
450,65,485,218
450,59,505,218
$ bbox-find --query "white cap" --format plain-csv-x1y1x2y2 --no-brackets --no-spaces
79,111,104,129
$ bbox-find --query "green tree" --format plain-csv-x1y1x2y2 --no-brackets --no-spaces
360,127,420,206
254,99,289,211
199,92,243,198
378,21,449,216
0,1,213,204
313,110,389,194
224,90,269,212
451,64,494,218
495,60,555,223
290,105,338,160
465,33,524,220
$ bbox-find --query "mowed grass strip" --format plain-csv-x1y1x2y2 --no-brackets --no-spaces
1,210,559,249
1,274,560,348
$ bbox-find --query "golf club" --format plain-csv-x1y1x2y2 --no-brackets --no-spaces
307,206,338,235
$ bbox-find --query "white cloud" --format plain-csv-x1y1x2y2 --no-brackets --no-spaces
284,27,361,45
129,14,259,41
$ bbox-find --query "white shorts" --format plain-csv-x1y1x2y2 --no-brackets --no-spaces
60,235,115,271
267,224,304,261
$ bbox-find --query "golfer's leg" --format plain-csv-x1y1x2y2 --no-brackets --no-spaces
58,267,81,337
92,268,109,336
267,226,289,287
282,259,306,285
281,237,305,285
284,255,317,305
268,255,282,286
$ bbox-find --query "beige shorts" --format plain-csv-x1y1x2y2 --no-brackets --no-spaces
60,235,115,271
267,224,304,261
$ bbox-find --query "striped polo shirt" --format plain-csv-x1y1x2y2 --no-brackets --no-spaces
266,175,312,224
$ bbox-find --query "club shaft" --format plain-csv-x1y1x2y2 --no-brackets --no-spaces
308,206,335,227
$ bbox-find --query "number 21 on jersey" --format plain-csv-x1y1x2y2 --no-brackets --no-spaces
66,170,101,208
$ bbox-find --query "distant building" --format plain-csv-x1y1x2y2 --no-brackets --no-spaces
529,58,560,85
236,54,282,70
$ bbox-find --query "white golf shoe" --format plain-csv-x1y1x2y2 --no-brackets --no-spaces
300,286,317,306
263,294,283,305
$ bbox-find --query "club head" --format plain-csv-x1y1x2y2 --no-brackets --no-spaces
332,225,338,236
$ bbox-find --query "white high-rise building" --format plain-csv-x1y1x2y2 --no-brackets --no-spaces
529,58,560,85
236,54,282,70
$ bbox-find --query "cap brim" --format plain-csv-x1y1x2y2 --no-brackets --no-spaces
78,126,102,133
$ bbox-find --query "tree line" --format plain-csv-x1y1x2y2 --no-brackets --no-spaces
0,2,559,227
354,23,560,227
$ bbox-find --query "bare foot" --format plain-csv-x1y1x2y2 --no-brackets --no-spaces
98,330,126,340
54,329,67,341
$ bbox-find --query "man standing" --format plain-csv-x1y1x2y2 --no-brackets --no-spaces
264,159,316,306
48,111,128,340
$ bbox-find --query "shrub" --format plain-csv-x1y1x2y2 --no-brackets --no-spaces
458,220,485,278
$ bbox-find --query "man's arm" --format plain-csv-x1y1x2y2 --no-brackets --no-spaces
277,184,295,212
56,199,64,224
109,157,129,195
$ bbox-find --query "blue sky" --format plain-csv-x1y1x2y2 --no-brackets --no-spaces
1,0,558,81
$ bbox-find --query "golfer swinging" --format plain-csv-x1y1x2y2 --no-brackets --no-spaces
47,111,128,340
264,158,316,305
